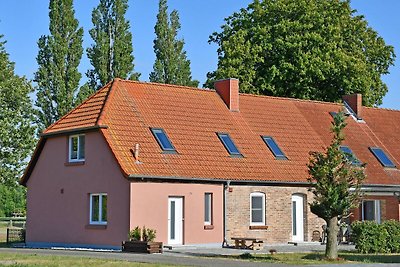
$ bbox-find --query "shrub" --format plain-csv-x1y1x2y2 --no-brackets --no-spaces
382,220,400,253
351,221,389,253
129,226,157,242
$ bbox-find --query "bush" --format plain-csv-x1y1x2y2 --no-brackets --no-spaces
129,226,141,241
351,221,389,253
128,226,157,242
382,220,400,253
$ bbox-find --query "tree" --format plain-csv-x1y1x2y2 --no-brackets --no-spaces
308,111,365,259
34,0,85,129
0,35,36,216
87,0,140,90
149,0,198,87
206,0,395,106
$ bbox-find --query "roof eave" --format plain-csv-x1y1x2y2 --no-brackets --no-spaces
40,125,108,138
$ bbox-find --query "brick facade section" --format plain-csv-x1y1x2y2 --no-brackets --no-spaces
226,185,325,244
351,195,399,223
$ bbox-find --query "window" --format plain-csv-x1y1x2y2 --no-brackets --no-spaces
362,200,381,223
204,193,212,225
369,147,396,168
150,128,176,152
217,133,242,156
250,192,265,225
340,146,361,165
262,136,287,160
69,135,85,162
90,193,107,224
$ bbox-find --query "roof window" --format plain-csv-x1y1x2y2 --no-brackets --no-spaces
340,146,361,165
369,147,395,168
151,128,176,152
217,133,242,156
262,136,287,160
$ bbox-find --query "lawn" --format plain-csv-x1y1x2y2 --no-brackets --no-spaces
232,251,400,265
0,252,176,267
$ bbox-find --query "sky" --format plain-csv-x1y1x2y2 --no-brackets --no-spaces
0,0,399,109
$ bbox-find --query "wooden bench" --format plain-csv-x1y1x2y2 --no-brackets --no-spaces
231,237,264,250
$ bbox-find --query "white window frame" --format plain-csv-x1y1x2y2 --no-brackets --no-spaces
90,193,107,225
204,193,212,225
69,134,85,162
362,200,381,224
250,192,266,226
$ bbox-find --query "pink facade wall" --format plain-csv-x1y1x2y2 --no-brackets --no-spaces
130,182,224,245
26,131,130,247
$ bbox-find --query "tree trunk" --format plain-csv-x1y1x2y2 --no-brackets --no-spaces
325,216,338,259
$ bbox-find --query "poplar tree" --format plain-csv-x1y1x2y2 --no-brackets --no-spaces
149,0,198,87
87,0,140,90
35,0,84,129
0,35,36,216
308,111,365,259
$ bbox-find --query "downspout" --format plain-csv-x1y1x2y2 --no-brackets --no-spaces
222,180,231,247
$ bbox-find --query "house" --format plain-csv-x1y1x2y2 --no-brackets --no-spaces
21,78,400,249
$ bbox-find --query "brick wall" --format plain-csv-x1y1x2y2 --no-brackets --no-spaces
226,185,324,244
351,195,399,223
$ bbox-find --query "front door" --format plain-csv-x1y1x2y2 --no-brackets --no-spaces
292,194,304,242
168,197,183,245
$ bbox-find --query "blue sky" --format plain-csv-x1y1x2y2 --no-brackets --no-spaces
0,0,398,109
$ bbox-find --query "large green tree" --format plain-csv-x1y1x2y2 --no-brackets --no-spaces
206,0,395,106
34,0,84,129
149,0,198,87
87,0,140,90
308,112,365,259
0,35,36,216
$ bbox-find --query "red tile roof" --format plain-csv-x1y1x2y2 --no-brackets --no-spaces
21,79,400,185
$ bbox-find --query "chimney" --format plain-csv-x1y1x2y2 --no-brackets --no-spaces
342,94,362,119
214,78,239,112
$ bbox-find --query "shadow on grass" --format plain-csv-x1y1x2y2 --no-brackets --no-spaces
302,252,400,263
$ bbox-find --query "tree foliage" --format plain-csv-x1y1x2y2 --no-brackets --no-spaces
34,0,85,129
0,35,36,216
308,111,365,259
149,0,198,87
87,0,140,90
206,0,395,106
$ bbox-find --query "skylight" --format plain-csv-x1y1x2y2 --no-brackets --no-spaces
150,128,176,152
217,133,242,156
340,146,361,165
262,136,287,160
369,147,396,168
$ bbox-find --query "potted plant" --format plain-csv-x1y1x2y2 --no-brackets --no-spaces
122,226,162,253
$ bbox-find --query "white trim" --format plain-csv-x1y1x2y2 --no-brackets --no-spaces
69,134,85,162
361,200,381,223
204,193,212,225
250,192,265,226
90,193,107,225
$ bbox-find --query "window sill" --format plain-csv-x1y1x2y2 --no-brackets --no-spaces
249,225,269,230
85,224,107,230
204,225,214,230
65,161,85,166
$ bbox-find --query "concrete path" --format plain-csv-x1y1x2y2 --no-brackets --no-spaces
0,244,399,267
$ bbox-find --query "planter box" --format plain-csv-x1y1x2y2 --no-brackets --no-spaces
122,241,163,254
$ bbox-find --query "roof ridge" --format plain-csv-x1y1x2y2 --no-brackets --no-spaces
115,78,216,93
239,92,343,106
364,105,400,113
43,81,113,134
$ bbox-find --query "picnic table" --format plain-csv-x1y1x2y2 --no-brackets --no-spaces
231,237,264,250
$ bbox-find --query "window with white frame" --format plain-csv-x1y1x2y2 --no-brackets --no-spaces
204,193,212,225
250,192,265,225
69,134,85,162
362,200,381,223
90,193,107,224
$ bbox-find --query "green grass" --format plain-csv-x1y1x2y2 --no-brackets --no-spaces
232,251,400,265
0,253,177,267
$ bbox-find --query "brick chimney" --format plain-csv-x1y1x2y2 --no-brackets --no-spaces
342,93,362,119
214,78,239,112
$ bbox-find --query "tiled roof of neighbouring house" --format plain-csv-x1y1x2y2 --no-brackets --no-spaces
21,78,400,185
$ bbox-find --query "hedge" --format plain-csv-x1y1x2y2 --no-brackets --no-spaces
351,220,400,253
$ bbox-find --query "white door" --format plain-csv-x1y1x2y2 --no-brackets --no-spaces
168,197,183,245
292,195,304,242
